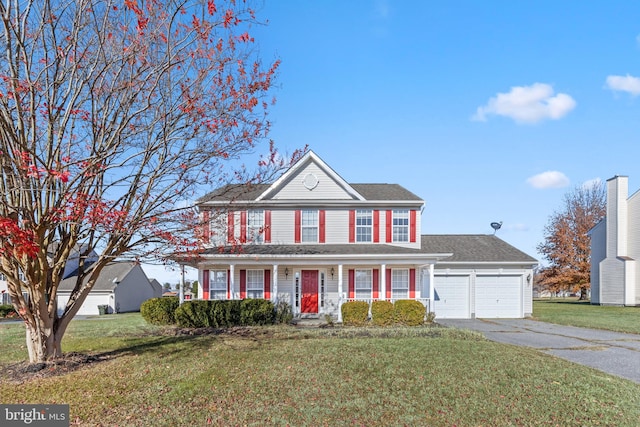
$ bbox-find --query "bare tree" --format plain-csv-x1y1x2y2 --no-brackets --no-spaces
537,182,606,300
0,0,296,363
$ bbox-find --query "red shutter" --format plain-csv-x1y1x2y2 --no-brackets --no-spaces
319,210,326,243
240,211,247,243
372,269,379,299
264,270,271,300
227,270,231,299
240,269,246,299
227,211,235,243
386,210,392,243
409,268,416,299
264,210,271,243
410,210,417,243
202,210,210,242
373,210,380,243
294,210,301,243
386,269,392,300
348,269,355,299
348,210,355,243
202,270,209,300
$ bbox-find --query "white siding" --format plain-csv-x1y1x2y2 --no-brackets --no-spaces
325,210,350,244
270,163,354,200
628,191,640,304
270,210,295,244
113,265,158,313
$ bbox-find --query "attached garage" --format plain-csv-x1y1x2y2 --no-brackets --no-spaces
433,275,470,319
475,275,522,318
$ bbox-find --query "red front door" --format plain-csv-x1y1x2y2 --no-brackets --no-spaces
301,270,319,313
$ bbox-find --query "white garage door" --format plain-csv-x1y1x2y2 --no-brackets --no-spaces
433,275,470,319
475,275,521,318
57,294,110,316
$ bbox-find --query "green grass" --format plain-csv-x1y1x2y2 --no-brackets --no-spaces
1,314,639,426
533,298,640,334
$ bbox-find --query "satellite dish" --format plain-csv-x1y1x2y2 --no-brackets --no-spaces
490,221,503,234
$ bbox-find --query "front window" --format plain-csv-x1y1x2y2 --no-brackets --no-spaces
247,210,264,243
301,210,318,242
209,270,227,300
391,269,409,299
356,210,372,242
246,269,264,299
393,210,409,242
355,269,372,300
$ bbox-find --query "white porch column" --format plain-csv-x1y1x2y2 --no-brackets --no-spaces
229,264,235,300
272,264,278,303
429,264,435,312
337,264,344,322
380,264,386,300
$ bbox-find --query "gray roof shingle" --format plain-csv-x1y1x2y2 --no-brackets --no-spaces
421,235,537,263
58,262,139,292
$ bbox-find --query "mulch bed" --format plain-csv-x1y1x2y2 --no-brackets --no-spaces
0,352,115,384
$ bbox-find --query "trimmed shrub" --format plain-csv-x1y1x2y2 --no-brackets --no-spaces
175,300,211,328
0,304,17,318
274,300,294,324
394,300,426,326
341,301,369,326
371,300,394,326
240,299,275,325
140,297,179,325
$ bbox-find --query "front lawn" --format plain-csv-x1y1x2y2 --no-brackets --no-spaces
533,298,640,334
1,313,639,426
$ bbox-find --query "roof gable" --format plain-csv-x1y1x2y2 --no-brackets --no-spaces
256,151,364,201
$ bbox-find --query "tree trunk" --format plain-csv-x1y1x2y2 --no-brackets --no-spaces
579,286,589,301
25,319,61,363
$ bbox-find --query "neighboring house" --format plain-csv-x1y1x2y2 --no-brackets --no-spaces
185,150,537,319
57,261,161,315
590,175,640,306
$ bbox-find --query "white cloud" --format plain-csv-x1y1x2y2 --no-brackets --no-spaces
472,83,576,124
526,171,570,189
605,74,640,96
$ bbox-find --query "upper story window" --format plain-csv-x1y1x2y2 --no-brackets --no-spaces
356,210,372,242
301,210,318,242
247,210,264,243
209,270,227,300
392,210,409,242
246,269,264,299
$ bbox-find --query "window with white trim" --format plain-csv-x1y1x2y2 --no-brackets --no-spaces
392,210,409,242
355,269,372,300
356,210,372,242
391,269,409,299
301,210,318,242
247,210,264,243
246,269,264,299
209,270,227,300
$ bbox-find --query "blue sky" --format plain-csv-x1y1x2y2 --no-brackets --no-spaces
145,0,640,283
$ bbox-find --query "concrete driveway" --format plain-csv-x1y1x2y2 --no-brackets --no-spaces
438,318,640,384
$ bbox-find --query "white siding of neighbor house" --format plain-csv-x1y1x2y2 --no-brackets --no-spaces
600,177,631,305
113,265,159,313
589,221,606,305
627,190,640,305
269,162,354,200
57,293,111,316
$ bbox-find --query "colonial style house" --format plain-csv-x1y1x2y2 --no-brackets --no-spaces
192,151,537,319
590,175,640,306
